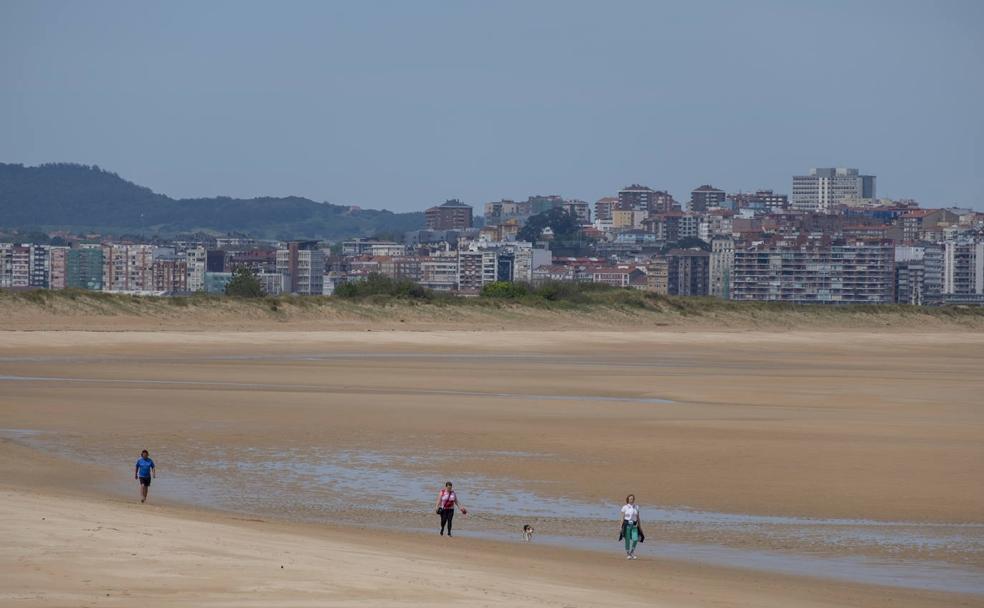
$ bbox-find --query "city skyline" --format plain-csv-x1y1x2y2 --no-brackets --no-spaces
2,1,983,211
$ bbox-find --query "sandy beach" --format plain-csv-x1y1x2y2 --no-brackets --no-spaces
1,325,982,607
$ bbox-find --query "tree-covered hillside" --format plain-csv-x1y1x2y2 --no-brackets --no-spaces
0,163,424,239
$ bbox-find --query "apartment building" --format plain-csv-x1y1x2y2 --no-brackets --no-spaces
215,237,258,249
457,249,498,293
152,259,189,293
66,245,104,290
895,254,943,306
206,249,226,272
478,219,521,242
204,272,233,294
259,272,288,296
512,244,538,283
276,241,324,295
666,250,710,296
49,246,69,289
27,244,51,288
484,199,523,224
0,244,9,288
425,199,473,230
709,237,735,299
645,258,669,294
792,168,876,213
419,252,458,291
183,246,206,292
617,185,676,213
226,249,277,273
322,271,346,296
732,241,895,304
643,212,701,243
612,210,648,230
943,238,984,297
617,185,658,212
679,214,700,240
730,190,788,212
0,244,30,288
690,185,726,212
563,199,592,224
377,256,423,282
650,191,678,214
591,266,645,288
594,197,619,221
102,244,155,292
532,264,575,284
341,239,406,257
699,213,734,242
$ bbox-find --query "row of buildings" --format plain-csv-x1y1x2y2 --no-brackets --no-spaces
422,167,883,234
0,243,205,293
2,167,983,305
4,233,982,306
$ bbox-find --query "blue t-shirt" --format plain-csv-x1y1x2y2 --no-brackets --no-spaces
136,457,155,478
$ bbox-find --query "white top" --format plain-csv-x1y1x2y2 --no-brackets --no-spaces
621,503,639,522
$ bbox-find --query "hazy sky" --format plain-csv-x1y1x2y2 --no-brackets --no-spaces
1,1,982,212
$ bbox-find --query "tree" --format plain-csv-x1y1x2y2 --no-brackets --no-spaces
224,267,265,297
517,208,582,245
333,272,431,299
481,281,530,298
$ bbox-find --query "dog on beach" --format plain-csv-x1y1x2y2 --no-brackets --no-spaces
522,524,534,542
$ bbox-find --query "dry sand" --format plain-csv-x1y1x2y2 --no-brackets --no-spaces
1,325,982,607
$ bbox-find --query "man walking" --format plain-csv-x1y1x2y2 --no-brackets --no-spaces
134,449,156,503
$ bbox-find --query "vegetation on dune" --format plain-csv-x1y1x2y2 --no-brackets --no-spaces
480,281,531,299
334,273,435,300
334,275,646,307
3,285,984,326
480,280,628,306
224,268,265,298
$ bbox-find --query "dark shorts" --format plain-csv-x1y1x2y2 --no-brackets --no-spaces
139,476,152,487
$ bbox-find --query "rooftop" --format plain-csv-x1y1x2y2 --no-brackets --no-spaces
437,199,472,208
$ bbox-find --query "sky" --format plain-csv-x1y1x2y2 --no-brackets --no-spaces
1,0,983,212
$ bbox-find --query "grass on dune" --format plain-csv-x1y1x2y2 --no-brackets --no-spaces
2,279,984,321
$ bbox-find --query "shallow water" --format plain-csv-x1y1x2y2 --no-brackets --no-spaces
449,529,984,596
4,428,982,595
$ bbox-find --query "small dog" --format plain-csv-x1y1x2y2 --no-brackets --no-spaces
522,524,535,542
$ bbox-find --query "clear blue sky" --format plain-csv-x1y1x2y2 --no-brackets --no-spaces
1,1,982,212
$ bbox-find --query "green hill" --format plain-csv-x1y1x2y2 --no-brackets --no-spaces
0,163,424,240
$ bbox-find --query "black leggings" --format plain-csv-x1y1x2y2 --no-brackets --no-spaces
440,508,454,534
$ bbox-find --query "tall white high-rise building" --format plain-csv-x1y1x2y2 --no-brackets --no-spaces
709,236,735,299
791,168,876,213
182,246,207,293
943,238,984,296
276,242,324,295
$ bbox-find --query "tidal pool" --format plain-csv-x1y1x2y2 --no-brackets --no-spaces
5,429,982,595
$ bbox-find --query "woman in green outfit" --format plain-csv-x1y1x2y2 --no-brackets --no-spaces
618,494,642,559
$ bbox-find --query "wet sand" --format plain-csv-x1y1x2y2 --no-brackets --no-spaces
1,328,982,606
